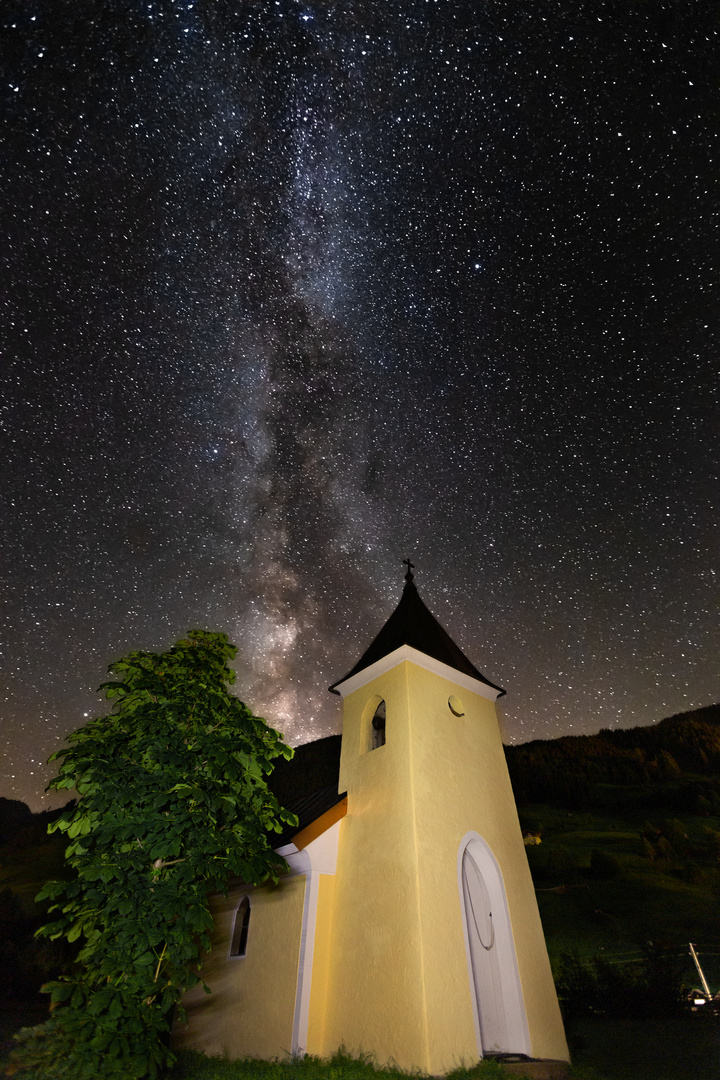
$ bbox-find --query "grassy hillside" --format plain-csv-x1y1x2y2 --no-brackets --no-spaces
504,704,720,811
502,705,720,993
520,802,720,983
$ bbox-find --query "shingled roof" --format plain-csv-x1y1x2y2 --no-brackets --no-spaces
274,785,347,848
329,566,504,696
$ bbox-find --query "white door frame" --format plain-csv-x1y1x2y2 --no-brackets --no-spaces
457,831,531,1057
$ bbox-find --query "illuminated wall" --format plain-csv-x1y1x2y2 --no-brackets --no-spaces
320,649,568,1073
173,874,305,1060
176,648,568,1073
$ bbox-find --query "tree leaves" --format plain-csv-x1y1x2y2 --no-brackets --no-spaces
11,630,296,1080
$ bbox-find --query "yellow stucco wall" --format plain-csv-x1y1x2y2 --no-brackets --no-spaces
406,663,568,1066
173,874,306,1060
175,653,567,1072
322,658,568,1073
321,664,430,1068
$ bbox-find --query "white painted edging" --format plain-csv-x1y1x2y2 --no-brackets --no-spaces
283,820,342,1056
332,644,502,701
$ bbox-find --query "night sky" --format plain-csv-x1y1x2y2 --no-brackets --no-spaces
2,1,719,810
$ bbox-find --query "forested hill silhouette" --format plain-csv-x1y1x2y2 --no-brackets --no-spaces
5,703,719,828
0,797,74,847
504,703,720,810
268,704,720,817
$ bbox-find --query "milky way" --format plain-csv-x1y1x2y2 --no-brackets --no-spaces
2,1,719,809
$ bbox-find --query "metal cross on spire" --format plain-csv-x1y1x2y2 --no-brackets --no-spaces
403,558,415,583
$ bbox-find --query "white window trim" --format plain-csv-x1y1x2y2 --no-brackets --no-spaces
228,894,251,960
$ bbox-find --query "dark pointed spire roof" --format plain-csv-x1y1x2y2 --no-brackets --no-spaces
329,564,505,696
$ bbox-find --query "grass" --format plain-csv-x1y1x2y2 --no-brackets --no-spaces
167,1034,720,1080
169,1049,584,1080
519,802,720,970
6,989,718,1080
566,1017,720,1080
170,1049,426,1079
0,1041,578,1080
170,1049,539,1080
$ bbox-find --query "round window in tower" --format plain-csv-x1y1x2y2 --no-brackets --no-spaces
448,695,465,717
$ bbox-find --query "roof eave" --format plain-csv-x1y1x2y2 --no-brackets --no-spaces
330,643,504,701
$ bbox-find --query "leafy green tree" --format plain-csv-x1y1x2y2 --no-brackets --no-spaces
11,630,296,1080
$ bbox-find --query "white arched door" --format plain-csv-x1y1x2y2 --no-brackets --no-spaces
458,833,531,1057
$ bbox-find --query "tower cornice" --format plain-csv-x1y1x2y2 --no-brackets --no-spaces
330,643,503,701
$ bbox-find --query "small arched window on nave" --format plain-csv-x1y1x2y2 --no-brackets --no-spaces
230,896,251,957
371,699,386,750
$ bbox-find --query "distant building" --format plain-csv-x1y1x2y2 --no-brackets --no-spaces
174,568,569,1073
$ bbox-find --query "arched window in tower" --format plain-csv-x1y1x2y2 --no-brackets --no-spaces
371,699,386,750
230,896,251,957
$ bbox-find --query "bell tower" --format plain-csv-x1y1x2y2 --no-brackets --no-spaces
319,566,568,1074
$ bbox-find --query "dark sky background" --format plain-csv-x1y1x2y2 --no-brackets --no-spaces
2,0,719,811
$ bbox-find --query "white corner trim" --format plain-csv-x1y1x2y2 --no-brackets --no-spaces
303,817,342,874
291,819,342,1055
285,848,311,876
333,644,502,701
227,894,252,961
291,867,320,1056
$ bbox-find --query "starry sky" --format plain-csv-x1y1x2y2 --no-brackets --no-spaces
2,0,719,810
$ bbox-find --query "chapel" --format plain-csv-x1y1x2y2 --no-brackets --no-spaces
174,566,569,1074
